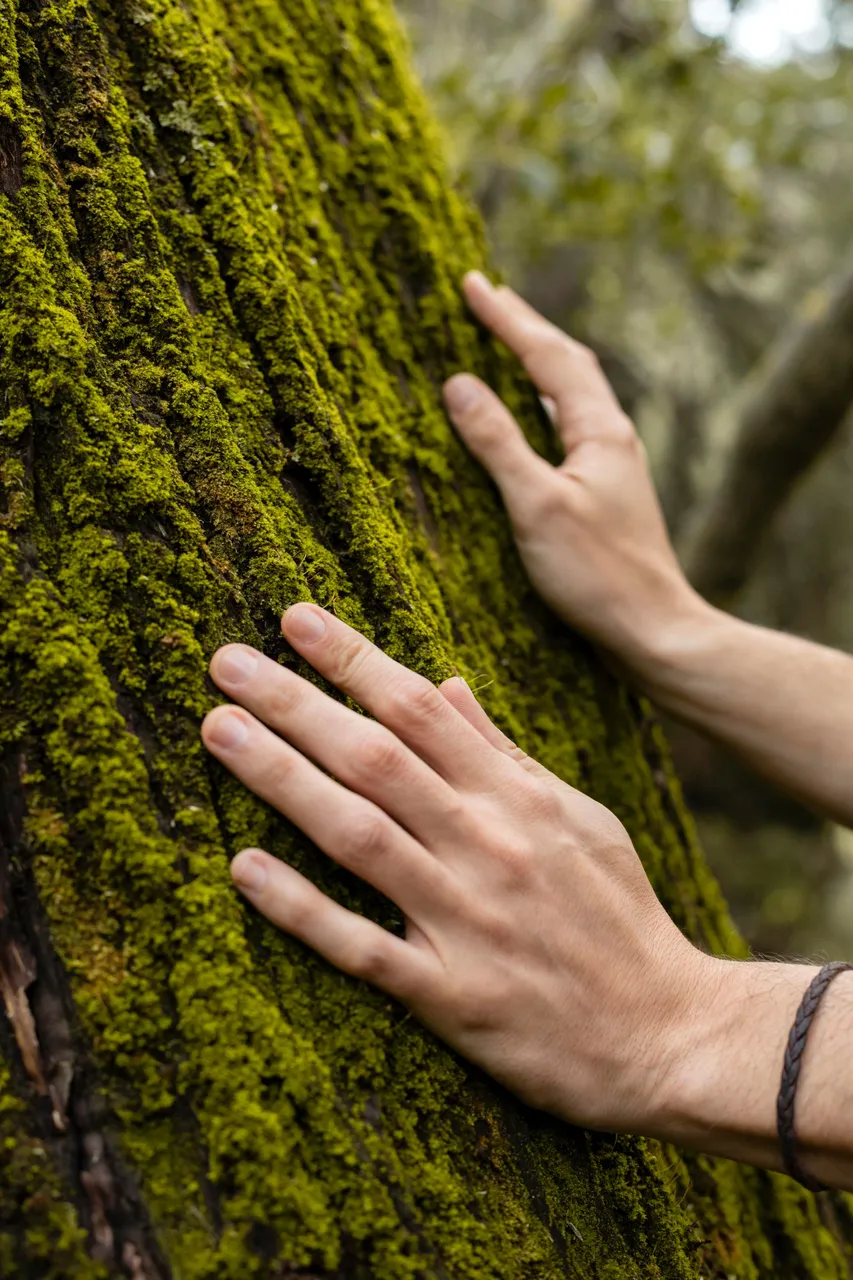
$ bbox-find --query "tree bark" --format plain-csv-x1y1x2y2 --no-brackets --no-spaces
686,258,853,606
0,0,851,1276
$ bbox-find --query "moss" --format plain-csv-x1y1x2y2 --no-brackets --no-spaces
0,1064,104,1279
0,0,851,1274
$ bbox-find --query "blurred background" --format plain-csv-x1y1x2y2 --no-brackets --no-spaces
396,0,853,962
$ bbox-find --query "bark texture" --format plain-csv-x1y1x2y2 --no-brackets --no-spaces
0,0,852,1276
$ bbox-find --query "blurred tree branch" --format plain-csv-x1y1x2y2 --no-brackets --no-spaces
660,392,704,539
696,282,782,378
686,256,853,605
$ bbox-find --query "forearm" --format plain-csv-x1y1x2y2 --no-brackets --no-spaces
628,601,853,827
650,960,853,1191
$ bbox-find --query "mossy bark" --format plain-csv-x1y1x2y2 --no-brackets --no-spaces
0,0,851,1275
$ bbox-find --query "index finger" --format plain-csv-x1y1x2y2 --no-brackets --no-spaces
462,272,628,450
281,605,506,790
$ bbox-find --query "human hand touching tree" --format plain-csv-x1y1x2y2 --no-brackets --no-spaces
202,604,697,1135
444,272,704,672
446,272,853,829
202,605,853,1192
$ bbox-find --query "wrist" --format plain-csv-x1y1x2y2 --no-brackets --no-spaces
617,593,742,707
651,958,820,1168
631,589,726,675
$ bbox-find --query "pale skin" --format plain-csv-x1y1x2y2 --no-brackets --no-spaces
202,271,853,1191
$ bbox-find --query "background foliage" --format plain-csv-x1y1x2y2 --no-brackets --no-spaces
397,0,853,961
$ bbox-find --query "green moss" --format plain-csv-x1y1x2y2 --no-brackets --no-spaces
0,0,851,1274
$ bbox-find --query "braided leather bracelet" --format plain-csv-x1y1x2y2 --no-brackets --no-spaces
777,961,853,1191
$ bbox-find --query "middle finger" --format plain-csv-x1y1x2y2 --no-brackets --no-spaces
202,703,455,921
210,645,468,847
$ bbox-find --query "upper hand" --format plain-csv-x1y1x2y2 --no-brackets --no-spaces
202,605,710,1135
446,273,709,669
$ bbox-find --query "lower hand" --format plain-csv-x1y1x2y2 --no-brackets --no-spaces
202,605,710,1135
446,274,712,671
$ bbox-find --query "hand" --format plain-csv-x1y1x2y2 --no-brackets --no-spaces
202,605,711,1135
446,273,711,671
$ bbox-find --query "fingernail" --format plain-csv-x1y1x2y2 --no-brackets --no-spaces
284,604,327,644
208,711,250,750
444,375,482,414
465,270,493,292
232,853,268,894
217,646,258,685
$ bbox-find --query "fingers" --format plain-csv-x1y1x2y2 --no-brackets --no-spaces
202,705,452,919
209,645,463,845
438,677,517,755
231,850,437,1003
461,271,630,451
463,270,569,375
439,678,557,785
279,605,509,790
443,374,556,527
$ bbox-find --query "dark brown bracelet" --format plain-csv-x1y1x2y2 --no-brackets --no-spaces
777,961,853,1192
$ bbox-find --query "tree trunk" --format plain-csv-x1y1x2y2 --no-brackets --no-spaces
0,0,851,1275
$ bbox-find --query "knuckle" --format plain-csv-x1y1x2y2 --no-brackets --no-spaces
263,748,298,791
333,632,372,687
536,329,574,362
351,942,394,986
343,809,390,868
532,476,569,520
508,770,552,813
611,411,639,446
267,673,304,720
439,791,469,831
384,677,444,728
495,844,535,891
470,405,506,447
355,729,406,782
287,892,320,937
514,788,555,831
525,774,564,817
451,980,506,1034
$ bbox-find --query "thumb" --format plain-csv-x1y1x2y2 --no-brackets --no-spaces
444,375,554,524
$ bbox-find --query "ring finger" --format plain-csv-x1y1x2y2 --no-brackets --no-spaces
202,704,455,922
